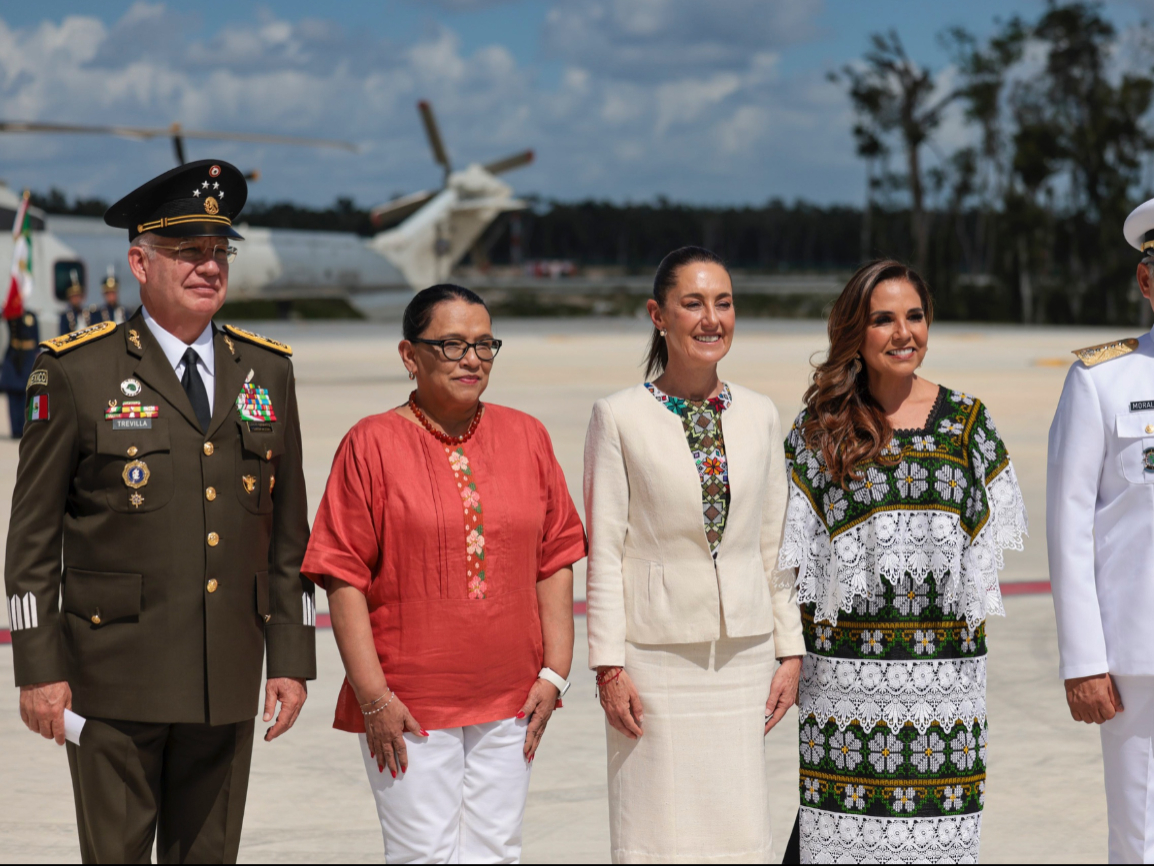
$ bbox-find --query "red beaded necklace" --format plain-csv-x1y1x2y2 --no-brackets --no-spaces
408,390,484,446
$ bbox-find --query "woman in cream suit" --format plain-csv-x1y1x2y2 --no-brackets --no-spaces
584,246,805,864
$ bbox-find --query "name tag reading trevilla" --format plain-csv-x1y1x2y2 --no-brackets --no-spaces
113,418,152,430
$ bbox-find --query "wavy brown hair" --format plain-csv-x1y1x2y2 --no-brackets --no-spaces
801,260,934,486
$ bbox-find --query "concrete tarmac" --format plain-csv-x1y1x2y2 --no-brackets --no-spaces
0,316,1132,863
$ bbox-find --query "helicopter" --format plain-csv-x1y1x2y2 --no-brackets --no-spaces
0,102,534,329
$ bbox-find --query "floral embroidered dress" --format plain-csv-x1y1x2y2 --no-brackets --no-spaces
645,382,732,552
780,386,1027,864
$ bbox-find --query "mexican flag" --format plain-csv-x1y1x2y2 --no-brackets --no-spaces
26,394,47,422
4,191,32,320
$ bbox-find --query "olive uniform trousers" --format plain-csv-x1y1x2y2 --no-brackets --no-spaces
66,717,255,864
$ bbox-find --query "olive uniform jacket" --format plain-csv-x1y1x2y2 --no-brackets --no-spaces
4,311,316,725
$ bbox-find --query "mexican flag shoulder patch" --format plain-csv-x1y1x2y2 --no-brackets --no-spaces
26,394,48,422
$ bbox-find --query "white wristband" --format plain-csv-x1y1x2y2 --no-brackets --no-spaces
538,666,571,697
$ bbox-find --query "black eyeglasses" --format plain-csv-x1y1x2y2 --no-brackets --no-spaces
412,338,503,362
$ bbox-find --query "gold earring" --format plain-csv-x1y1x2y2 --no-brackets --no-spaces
408,370,416,380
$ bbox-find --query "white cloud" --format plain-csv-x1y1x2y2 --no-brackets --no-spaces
0,0,871,207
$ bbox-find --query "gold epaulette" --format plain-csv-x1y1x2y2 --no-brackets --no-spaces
1073,338,1141,367
223,324,293,356
39,321,117,356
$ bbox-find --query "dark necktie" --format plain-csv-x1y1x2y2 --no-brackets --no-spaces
181,347,211,432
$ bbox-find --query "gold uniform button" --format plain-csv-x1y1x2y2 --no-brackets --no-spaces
203,442,214,456
265,449,272,461
205,487,217,501
207,579,218,593
90,614,101,625
207,532,220,547
1146,424,1154,434
127,446,138,457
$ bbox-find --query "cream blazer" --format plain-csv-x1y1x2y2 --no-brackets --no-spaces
583,382,805,667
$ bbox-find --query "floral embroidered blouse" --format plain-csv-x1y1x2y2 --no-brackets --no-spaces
301,405,587,732
779,386,1028,864
645,382,733,553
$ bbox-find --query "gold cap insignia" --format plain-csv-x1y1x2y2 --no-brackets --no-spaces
1073,338,1141,367
204,196,219,215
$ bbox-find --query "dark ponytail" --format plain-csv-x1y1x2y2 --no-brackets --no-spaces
402,284,489,341
644,246,729,379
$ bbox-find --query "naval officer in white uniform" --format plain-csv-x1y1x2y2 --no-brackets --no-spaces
1048,197,1154,863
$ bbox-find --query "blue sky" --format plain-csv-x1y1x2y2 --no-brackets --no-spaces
2,1,1151,209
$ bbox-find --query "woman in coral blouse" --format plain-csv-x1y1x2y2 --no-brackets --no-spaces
302,285,586,864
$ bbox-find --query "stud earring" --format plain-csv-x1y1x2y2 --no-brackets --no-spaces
660,329,667,337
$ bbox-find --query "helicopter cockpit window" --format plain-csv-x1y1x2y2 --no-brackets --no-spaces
54,261,87,301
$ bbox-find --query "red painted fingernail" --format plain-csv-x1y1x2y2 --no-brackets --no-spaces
370,751,374,758
391,769,397,779
516,712,526,719
378,765,383,774
420,729,429,736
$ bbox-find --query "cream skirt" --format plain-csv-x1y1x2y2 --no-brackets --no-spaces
606,630,778,864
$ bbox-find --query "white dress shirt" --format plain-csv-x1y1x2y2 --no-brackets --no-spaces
1047,325,1154,679
142,306,215,414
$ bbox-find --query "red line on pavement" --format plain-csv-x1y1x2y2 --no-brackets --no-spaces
1001,581,1051,596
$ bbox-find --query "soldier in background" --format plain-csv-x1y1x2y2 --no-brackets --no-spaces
0,309,39,437
89,272,128,325
6,159,314,864
59,280,89,335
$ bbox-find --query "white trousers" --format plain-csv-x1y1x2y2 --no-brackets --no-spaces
1102,676,1154,863
359,716,532,864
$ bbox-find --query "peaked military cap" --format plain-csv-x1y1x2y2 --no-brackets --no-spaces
104,159,247,241
1124,197,1154,259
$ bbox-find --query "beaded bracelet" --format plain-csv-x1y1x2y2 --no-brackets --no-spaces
363,692,396,717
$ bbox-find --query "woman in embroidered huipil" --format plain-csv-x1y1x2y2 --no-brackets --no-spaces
779,261,1027,864
302,285,587,863
585,247,805,863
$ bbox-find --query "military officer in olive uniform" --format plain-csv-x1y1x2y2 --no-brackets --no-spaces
0,309,40,437
5,159,315,864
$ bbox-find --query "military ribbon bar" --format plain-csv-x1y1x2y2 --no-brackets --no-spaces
236,384,277,423
105,401,160,419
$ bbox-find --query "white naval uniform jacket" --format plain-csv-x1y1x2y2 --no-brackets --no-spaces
1048,326,1154,680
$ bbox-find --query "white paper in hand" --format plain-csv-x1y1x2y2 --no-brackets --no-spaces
63,709,86,746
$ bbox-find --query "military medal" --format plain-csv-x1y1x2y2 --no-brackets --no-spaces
1144,448,1154,473
121,378,143,397
242,475,257,494
129,493,144,509
123,459,150,489
106,400,160,419
236,383,277,422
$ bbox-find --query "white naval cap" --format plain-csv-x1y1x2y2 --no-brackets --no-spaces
1124,197,1154,257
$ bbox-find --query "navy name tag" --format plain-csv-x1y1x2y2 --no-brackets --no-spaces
1132,401,1154,412
112,419,153,430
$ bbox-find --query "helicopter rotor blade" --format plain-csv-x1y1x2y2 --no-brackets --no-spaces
482,149,534,176
370,190,438,229
171,123,186,165
0,120,357,152
417,101,451,182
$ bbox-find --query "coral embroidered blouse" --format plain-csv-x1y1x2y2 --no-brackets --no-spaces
302,405,587,732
